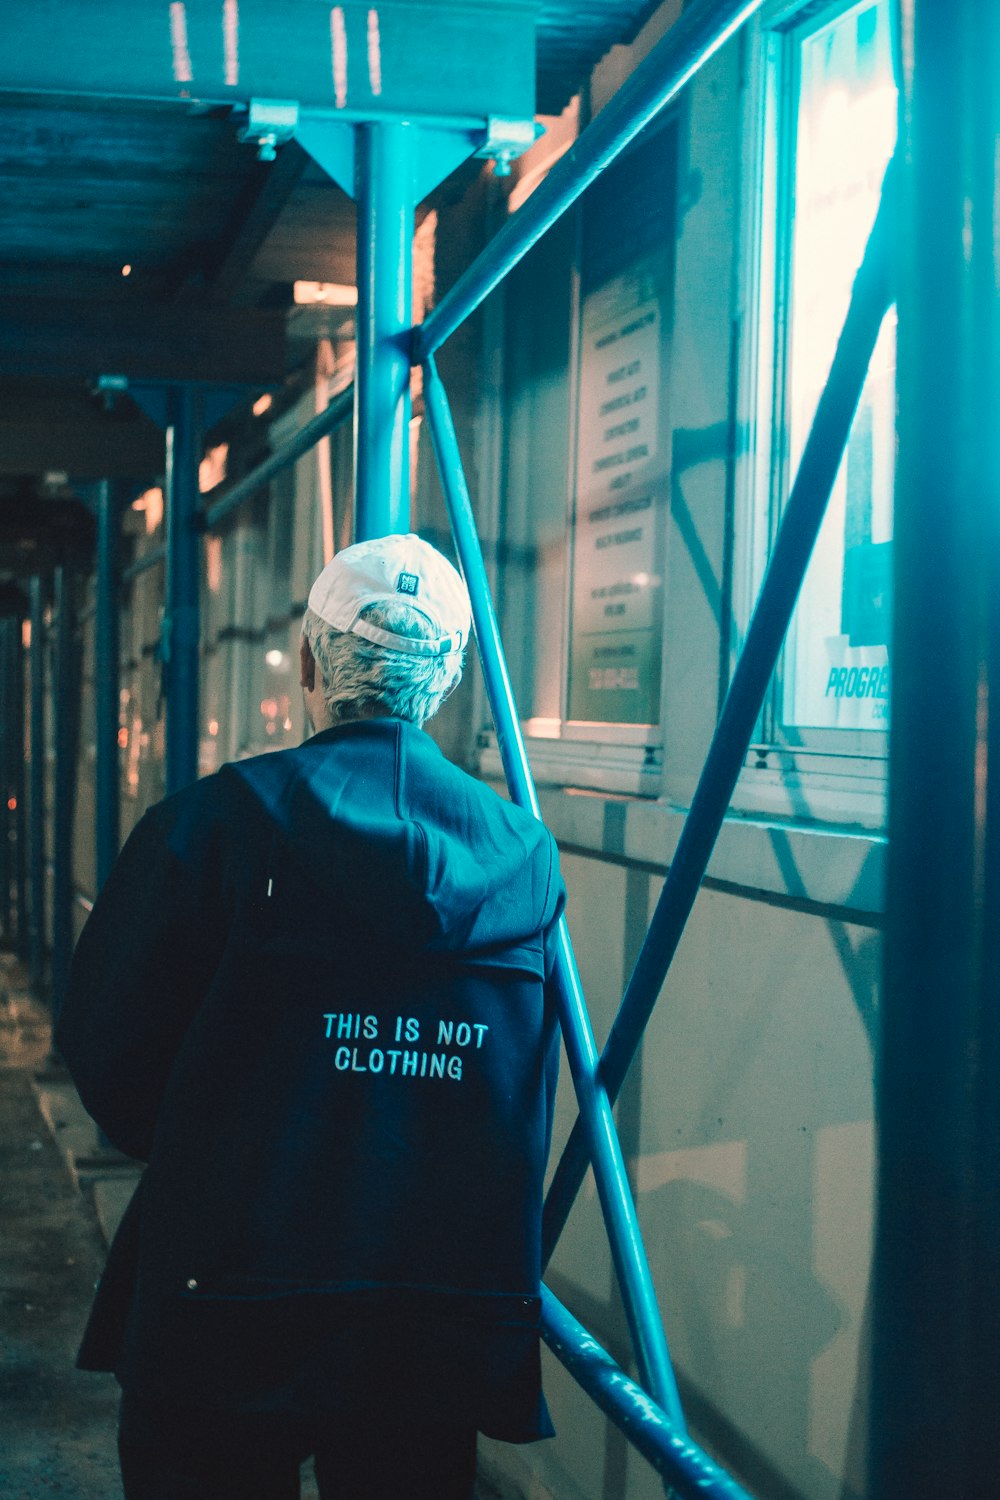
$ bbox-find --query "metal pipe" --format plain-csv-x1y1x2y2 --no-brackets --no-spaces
44,864,93,917
540,1289,753,1499
355,122,414,539
542,168,896,1260
414,0,762,362
12,613,27,957
0,618,11,942
121,546,165,583
422,356,684,1432
50,564,77,1025
871,4,1000,1494
95,479,121,889
28,576,45,991
201,384,355,533
164,385,201,794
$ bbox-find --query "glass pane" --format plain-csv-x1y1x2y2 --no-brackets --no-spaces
567,119,675,726
780,0,895,734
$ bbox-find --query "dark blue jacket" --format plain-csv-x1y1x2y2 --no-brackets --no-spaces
56,718,565,1439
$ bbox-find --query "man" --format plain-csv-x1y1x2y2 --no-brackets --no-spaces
57,533,565,1500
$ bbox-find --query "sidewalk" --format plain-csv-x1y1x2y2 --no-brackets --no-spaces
0,953,122,1499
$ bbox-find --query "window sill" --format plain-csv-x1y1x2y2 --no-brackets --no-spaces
477,732,662,798
482,778,885,920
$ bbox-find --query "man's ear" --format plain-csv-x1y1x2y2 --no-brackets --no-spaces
300,635,316,691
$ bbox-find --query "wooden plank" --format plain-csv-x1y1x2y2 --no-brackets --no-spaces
0,0,535,121
0,298,286,384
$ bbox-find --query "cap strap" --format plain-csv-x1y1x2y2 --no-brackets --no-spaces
350,618,464,657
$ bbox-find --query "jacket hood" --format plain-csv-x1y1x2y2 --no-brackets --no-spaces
218,718,560,962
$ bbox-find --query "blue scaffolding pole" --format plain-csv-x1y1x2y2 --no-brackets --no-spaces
94,480,121,890
872,1,1000,1494
163,385,201,795
50,563,78,1026
424,356,685,1437
28,575,46,991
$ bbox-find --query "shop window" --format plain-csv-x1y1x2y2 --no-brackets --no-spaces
489,115,677,793
739,0,897,820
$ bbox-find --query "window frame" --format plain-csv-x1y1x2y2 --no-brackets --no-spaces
731,0,895,829
478,109,679,798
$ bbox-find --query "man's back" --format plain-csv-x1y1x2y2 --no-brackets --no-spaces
57,717,563,1438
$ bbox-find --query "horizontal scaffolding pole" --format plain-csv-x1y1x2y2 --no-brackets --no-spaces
121,547,165,583
414,0,762,361
541,1289,753,1499
423,355,685,1437
543,165,896,1260
200,383,354,532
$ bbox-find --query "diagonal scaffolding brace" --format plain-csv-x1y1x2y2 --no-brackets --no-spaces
423,354,685,1438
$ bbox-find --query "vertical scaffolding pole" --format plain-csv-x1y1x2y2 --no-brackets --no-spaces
12,614,27,957
872,2,1000,1496
28,576,45,991
95,480,121,888
164,385,201,795
354,121,414,540
50,565,76,1025
0,618,11,942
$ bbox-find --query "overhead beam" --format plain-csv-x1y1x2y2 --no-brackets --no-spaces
208,141,311,305
0,0,535,120
0,298,285,384
0,420,164,477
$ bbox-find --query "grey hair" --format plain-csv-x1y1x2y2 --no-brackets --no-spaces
302,601,465,727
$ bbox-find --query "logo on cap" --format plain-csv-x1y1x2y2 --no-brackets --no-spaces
396,572,419,596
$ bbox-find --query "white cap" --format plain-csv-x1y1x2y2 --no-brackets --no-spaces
307,533,472,658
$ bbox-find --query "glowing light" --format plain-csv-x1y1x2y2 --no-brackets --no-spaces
132,487,164,535
331,6,348,109
265,649,285,668
117,728,128,749
293,281,357,307
252,393,273,417
205,534,223,594
283,717,293,731
121,263,132,277
367,9,382,96
169,2,193,84
260,698,279,718
6,798,16,812
223,0,239,86
199,443,228,494
208,719,219,737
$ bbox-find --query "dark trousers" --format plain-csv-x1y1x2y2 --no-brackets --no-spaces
118,1390,479,1500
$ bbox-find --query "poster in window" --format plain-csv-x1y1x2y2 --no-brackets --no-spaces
567,120,674,726
780,0,895,733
